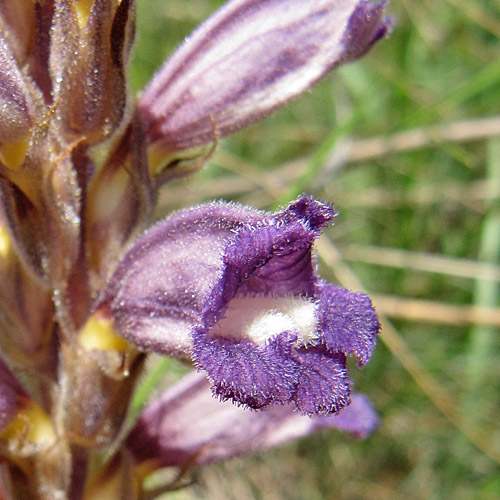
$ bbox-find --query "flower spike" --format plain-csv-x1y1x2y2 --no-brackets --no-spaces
0,0,391,493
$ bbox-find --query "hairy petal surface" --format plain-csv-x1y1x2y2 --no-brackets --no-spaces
99,197,379,414
127,371,378,467
139,0,392,151
292,349,350,415
318,282,380,365
195,331,300,409
97,202,266,355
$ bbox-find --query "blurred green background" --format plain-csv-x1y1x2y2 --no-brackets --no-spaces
130,1,500,499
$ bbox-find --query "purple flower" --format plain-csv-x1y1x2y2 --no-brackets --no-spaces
127,371,378,467
139,0,392,153
97,197,380,415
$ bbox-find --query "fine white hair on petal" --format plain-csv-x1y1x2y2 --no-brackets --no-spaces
209,294,319,345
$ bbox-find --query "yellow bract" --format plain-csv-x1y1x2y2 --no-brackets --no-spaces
0,135,30,171
75,0,95,29
75,0,122,29
1,399,56,448
78,312,130,352
0,227,11,259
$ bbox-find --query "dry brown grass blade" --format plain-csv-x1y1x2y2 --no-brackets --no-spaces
331,178,500,210
159,115,500,210
316,235,500,465
345,116,500,163
372,294,500,327
341,243,500,282
160,175,500,212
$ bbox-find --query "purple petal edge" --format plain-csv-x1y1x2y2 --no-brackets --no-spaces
317,283,380,366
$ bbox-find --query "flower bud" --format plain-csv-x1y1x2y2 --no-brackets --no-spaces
50,0,136,144
0,34,33,171
139,0,391,154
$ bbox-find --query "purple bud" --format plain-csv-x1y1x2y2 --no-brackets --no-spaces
127,371,378,467
139,0,391,152
99,197,380,415
50,0,135,144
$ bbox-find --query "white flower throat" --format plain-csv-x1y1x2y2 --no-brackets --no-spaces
210,294,319,346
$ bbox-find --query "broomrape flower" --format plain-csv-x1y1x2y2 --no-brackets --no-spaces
0,0,390,498
97,196,380,416
126,371,379,468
